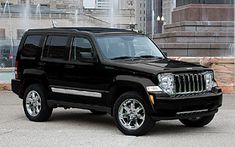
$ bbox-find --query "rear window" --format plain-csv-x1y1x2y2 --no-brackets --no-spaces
22,35,42,57
43,36,69,60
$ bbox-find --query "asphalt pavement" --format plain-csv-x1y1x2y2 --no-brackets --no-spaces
0,91,234,147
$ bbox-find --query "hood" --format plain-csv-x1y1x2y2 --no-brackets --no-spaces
106,59,208,75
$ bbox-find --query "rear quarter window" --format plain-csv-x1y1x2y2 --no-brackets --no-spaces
22,35,42,57
43,35,69,60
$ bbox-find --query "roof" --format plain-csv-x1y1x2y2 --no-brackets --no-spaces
27,27,137,34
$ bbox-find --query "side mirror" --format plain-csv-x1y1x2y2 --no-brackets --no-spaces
163,51,168,57
79,52,98,63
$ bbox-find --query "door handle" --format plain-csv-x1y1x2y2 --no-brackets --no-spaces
65,64,75,69
38,62,45,66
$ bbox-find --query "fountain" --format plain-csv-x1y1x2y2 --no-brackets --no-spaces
36,4,42,20
74,9,78,26
110,0,114,27
1,0,14,68
22,0,30,29
3,0,10,15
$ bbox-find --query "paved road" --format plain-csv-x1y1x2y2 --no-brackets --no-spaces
0,91,234,147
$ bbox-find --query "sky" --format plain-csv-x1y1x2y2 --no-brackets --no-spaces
83,0,95,8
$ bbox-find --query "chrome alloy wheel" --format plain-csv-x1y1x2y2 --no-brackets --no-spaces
25,90,42,117
118,99,145,130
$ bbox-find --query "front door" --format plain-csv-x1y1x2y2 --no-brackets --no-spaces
57,36,108,106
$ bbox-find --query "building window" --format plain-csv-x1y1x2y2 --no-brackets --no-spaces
0,29,5,39
20,0,26,4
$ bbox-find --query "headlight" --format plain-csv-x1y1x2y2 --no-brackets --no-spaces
205,71,216,91
158,73,175,95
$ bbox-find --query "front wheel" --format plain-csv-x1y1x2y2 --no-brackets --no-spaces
113,92,155,136
23,84,53,122
179,114,215,127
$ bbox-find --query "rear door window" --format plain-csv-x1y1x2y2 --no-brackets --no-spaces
43,35,70,60
22,35,42,57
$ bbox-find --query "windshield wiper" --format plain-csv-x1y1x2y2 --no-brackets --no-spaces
111,56,133,60
138,55,164,59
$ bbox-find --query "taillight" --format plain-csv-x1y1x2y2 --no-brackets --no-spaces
15,59,19,79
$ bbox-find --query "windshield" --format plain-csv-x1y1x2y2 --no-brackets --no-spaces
96,35,165,60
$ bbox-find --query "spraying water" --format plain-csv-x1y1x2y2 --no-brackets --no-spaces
36,4,42,20
75,9,78,26
110,0,114,27
3,0,10,15
23,0,30,28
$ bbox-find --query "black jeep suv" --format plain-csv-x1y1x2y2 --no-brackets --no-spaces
11,27,222,136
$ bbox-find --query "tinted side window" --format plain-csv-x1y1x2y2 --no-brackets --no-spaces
22,35,42,57
43,36,69,60
71,37,93,61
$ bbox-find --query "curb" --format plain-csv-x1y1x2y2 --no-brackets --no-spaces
0,83,11,91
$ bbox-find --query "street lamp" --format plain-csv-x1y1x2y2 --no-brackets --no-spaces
151,0,154,39
157,16,165,33
157,16,161,21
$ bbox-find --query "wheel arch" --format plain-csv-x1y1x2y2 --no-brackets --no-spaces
19,69,49,98
108,75,155,115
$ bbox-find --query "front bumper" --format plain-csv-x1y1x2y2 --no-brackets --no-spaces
150,89,222,120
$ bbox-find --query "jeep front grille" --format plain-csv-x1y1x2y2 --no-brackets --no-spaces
174,73,206,94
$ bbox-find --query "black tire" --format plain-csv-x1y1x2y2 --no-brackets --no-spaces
23,84,53,122
113,91,155,136
179,114,215,127
90,110,107,115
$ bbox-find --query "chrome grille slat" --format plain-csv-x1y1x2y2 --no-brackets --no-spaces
191,74,195,92
187,74,191,92
174,72,207,95
196,74,199,91
183,75,186,92
199,74,203,91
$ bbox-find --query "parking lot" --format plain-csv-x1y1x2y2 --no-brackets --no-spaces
0,91,235,147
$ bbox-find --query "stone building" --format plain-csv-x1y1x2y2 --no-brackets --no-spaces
154,0,234,57
0,0,100,54
91,0,146,32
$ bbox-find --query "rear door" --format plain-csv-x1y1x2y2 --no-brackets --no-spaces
41,34,71,101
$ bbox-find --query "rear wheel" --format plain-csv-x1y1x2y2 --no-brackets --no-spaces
179,114,215,127
113,92,155,136
23,84,53,122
